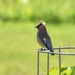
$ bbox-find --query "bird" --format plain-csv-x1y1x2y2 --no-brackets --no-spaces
35,20,55,55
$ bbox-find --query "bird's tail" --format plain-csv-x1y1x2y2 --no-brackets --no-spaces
49,48,55,56
51,53,55,56
45,43,55,55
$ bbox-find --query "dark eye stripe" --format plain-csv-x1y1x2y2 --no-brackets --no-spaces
38,24,41,27
37,23,42,27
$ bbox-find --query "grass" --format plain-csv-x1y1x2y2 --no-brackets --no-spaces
0,21,75,75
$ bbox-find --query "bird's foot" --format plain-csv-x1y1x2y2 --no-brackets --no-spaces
40,48,44,51
40,48,47,51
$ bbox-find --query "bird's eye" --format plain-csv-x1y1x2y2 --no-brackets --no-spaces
38,24,42,27
35,24,42,28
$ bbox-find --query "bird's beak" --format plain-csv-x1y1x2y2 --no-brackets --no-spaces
34,26,37,28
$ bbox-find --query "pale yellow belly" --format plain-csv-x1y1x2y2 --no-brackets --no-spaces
37,36,45,47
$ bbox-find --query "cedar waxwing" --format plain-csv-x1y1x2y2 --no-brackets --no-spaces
35,20,55,55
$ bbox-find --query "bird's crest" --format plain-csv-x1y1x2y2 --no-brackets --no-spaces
39,20,46,25
35,20,46,28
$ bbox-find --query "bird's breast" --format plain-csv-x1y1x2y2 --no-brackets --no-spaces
37,33,45,47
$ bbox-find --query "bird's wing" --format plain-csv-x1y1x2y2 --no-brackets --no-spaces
40,35,54,52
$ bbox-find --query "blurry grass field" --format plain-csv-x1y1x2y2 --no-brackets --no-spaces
0,21,75,75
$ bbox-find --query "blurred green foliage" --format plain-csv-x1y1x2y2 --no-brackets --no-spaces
50,66,75,75
0,0,75,23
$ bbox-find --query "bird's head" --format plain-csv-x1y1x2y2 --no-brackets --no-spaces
35,20,46,30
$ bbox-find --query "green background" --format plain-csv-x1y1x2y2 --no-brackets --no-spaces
0,0,75,75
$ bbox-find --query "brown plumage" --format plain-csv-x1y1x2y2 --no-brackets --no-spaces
35,20,55,55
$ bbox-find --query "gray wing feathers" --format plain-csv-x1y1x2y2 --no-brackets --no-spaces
38,31,54,52
45,37,54,52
